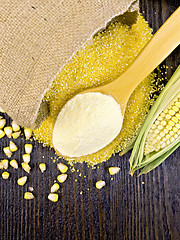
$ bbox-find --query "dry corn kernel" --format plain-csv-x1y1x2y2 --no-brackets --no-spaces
17,176,27,186
4,126,12,138
25,144,33,154
9,141,18,152
57,174,67,183
2,171,9,179
12,131,21,139
0,162,3,169
3,147,12,158
24,128,32,140
48,193,58,202
24,192,34,200
57,163,68,173
10,159,18,169
0,107,5,113
21,162,31,173
22,154,30,163
0,119,6,129
108,167,120,175
0,129,5,139
28,186,34,191
39,163,46,173
2,159,8,169
51,183,60,192
96,180,105,189
11,121,20,132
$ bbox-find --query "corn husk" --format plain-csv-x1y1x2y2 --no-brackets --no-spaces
129,65,180,175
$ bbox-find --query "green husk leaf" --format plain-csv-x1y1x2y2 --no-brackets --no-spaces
139,139,180,175
129,65,180,175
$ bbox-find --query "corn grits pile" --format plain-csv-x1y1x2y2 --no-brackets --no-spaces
34,15,155,165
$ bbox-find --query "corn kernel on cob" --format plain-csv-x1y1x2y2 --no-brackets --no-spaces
145,93,180,154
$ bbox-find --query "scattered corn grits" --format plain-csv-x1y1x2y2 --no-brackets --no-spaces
34,15,156,165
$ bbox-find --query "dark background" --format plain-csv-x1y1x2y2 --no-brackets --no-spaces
0,0,180,239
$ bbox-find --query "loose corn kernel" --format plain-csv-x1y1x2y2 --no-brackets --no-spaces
21,162,31,173
0,107,5,113
24,128,32,140
4,126,13,138
0,162,3,169
2,171,9,179
51,183,60,192
25,144,33,154
22,154,30,163
24,192,34,200
145,94,180,154
39,163,46,173
48,193,58,202
12,131,21,139
17,176,27,186
108,167,120,175
0,129,5,138
96,180,105,189
28,186,34,191
0,119,6,129
11,121,20,132
3,147,12,158
9,141,18,152
57,163,68,173
2,159,8,169
10,159,18,169
57,174,67,183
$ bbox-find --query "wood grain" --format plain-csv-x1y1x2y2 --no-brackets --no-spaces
0,1,180,239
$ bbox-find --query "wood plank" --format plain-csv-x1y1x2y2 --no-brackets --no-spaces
0,1,179,239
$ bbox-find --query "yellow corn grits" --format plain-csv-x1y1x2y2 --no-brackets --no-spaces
34,15,155,165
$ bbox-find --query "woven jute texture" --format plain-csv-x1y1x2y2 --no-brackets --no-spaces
0,0,138,129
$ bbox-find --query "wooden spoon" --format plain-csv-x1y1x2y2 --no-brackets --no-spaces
53,8,180,158
82,7,180,116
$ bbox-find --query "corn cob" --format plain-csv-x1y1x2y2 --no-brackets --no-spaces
145,93,180,154
129,65,180,175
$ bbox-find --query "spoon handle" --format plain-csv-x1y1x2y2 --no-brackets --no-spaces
109,6,180,95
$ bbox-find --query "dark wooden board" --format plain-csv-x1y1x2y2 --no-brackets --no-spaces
0,1,180,239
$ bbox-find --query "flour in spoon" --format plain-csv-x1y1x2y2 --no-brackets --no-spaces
52,92,123,157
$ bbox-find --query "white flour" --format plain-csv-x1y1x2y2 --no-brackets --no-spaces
52,92,123,157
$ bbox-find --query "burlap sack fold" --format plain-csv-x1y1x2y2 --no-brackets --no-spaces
0,0,138,129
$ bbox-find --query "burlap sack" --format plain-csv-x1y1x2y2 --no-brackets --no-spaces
0,0,138,129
